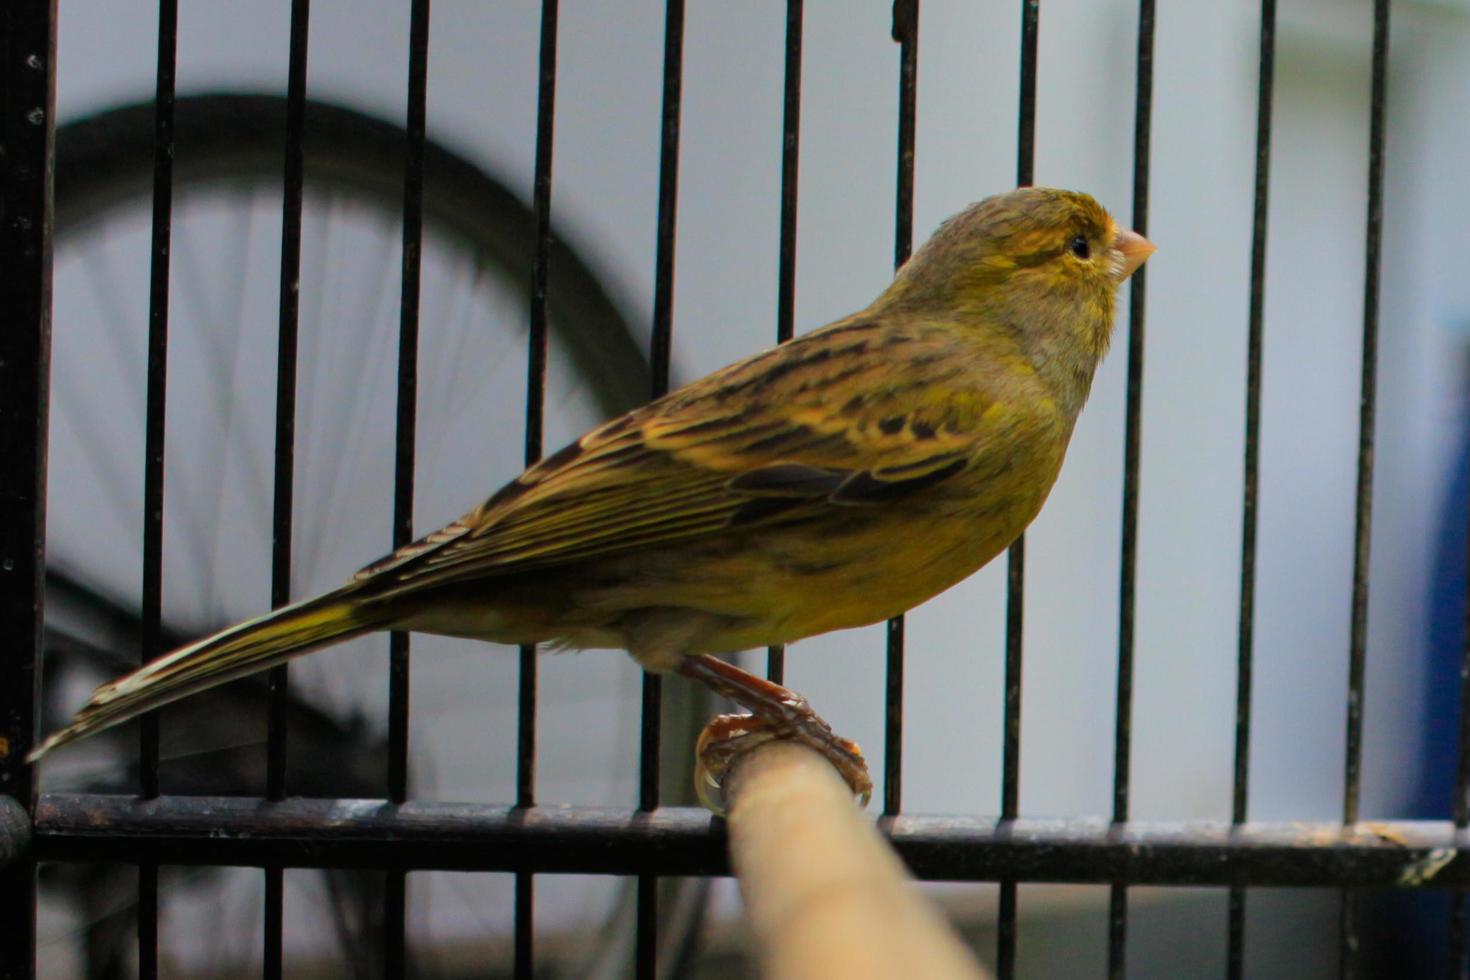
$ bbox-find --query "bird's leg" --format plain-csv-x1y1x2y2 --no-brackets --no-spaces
678,653,871,812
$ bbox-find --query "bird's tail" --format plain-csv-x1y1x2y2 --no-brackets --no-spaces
28,588,386,762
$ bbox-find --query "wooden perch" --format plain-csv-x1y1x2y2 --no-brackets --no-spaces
723,739,990,980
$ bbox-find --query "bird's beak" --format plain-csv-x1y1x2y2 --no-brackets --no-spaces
1113,228,1156,282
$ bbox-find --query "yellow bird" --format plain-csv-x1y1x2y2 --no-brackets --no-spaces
31,187,1153,804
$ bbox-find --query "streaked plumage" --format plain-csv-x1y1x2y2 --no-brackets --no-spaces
31,187,1153,770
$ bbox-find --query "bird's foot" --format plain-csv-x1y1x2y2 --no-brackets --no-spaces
692,712,871,815
679,654,872,815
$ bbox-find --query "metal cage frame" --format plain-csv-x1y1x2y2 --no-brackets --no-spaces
2,1,1460,978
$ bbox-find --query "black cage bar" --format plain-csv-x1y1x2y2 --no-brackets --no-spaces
5,0,1464,977
0,3,53,978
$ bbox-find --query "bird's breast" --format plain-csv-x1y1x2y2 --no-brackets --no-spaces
645,445,1065,652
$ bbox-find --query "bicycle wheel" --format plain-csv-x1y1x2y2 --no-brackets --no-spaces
41,93,707,978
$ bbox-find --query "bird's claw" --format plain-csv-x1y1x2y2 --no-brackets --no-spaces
693,711,872,815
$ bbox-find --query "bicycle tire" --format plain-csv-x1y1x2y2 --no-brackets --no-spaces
54,92,650,419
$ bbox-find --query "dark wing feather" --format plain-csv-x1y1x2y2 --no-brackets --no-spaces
728,463,848,496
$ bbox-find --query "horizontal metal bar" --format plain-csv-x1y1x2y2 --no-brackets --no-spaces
33,794,727,875
26,794,1470,888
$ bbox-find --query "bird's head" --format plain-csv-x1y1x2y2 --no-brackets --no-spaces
878,187,1154,367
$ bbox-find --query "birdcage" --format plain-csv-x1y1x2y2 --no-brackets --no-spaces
4,1,1464,977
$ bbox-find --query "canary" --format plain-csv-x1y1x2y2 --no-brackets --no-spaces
30,187,1153,802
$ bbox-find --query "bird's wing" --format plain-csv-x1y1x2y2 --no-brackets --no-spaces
353,319,1030,596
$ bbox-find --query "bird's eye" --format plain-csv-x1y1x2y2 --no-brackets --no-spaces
1068,235,1091,260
